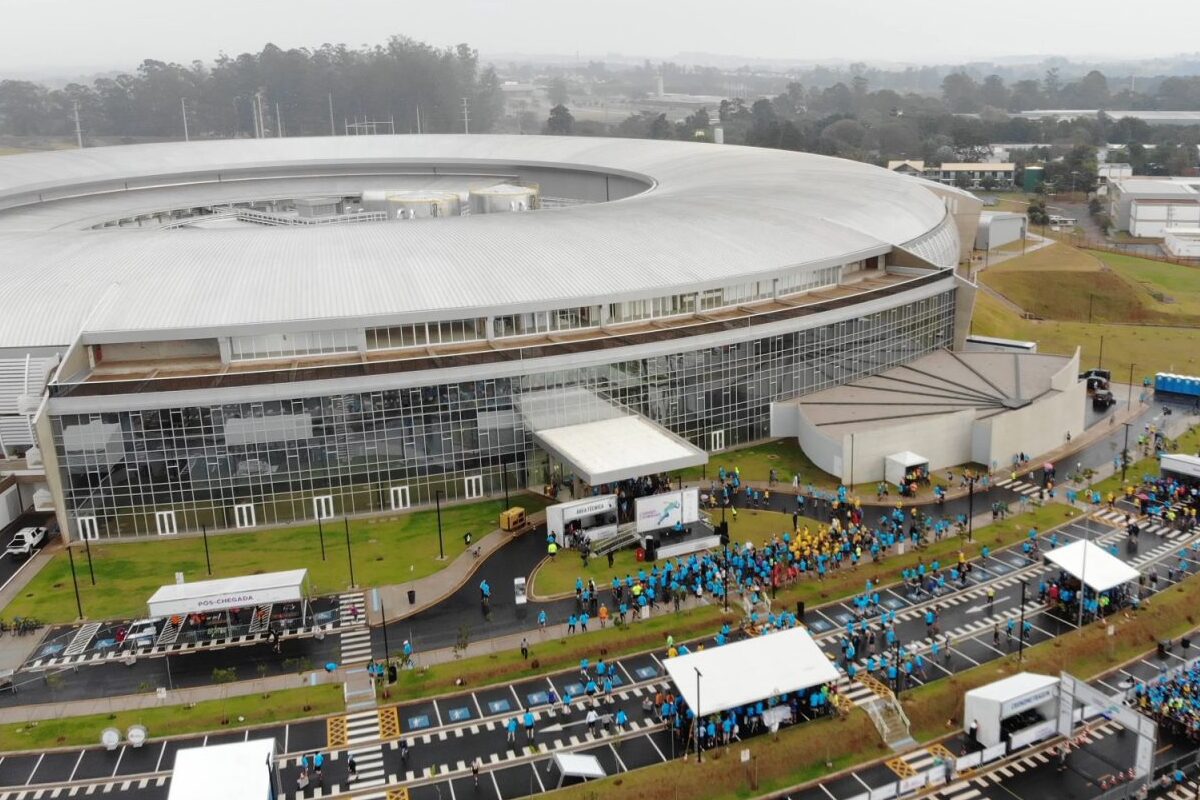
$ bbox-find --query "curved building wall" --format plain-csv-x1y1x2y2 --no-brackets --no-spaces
49,290,957,538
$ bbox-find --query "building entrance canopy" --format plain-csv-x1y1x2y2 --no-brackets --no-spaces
147,569,309,618
520,388,707,486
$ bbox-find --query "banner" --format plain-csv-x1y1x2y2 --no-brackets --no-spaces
635,488,700,533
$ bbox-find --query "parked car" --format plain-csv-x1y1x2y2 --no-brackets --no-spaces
4,527,46,558
1092,390,1116,410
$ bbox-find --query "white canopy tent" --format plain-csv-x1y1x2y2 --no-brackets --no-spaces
1045,540,1139,593
884,451,929,488
663,627,839,717
552,752,606,788
963,673,1060,748
147,569,310,621
1161,453,1200,481
169,738,276,800
534,415,708,485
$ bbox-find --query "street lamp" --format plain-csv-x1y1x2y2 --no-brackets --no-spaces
1018,579,1028,663
694,667,703,763
1121,422,1132,485
434,489,445,560
966,473,977,543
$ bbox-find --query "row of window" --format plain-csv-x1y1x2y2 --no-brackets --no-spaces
235,262,862,362
73,476,488,538
365,319,488,350
230,329,358,361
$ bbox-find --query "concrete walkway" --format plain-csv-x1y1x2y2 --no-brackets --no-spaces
0,666,341,724
367,510,546,626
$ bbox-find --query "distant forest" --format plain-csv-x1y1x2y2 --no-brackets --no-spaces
0,37,504,139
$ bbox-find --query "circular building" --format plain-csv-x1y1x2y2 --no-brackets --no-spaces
0,135,978,538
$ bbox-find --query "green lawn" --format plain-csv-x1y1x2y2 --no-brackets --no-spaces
0,684,342,751
6,492,549,623
971,290,1200,378
1092,250,1200,316
678,439,840,489
529,510,824,597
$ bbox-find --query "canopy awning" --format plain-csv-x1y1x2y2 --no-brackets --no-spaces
534,415,708,485
169,738,275,800
553,752,606,787
663,627,839,717
148,569,309,617
1045,540,1138,593
965,672,1059,715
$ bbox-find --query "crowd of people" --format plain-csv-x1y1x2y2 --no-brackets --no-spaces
1133,664,1200,744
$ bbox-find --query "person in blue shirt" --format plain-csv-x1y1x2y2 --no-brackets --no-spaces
523,709,536,742
580,612,590,632
538,609,547,630
615,708,628,731
567,614,577,634
505,717,518,744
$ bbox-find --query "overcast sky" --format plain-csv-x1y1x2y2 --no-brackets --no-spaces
1,0,1197,76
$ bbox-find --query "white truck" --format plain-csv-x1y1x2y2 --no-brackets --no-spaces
4,527,45,558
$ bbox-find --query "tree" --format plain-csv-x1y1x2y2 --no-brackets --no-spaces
544,104,574,135
1027,199,1050,225
981,176,997,192
954,172,972,190
941,72,980,113
547,76,569,106
1042,68,1062,105
980,75,1009,109
212,667,238,724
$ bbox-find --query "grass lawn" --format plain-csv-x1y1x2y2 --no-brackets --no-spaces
1092,250,1200,317
970,290,1200,378
4,492,550,623
529,510,824,597
1091,425,1200,497
0,684,342,751
677,439,840,490
985,241,1101,274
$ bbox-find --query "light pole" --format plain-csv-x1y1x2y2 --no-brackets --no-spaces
722,545,729,613
67,546,83,619
1121,422,1132,485
344,517,356,588
966,474,976,543
1126,362,1135,412
435,489,445,560
501,465,510,510
1018,579,1028,663
694,667,703,763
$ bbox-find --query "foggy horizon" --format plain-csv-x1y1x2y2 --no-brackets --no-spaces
1,0,1198,77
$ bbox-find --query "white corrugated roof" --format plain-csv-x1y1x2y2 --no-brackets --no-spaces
0,136,952,347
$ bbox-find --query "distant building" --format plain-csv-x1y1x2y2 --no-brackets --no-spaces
928,163,1016,189
1097,163,1132,186
1164,228,1200,258
887,160,1016,189
1108,177,1200,236
887,160,925,176
975,211,1027,251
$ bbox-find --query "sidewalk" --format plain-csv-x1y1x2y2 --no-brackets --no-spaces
368,510,546,626
0,547,57,672
0,665,341,724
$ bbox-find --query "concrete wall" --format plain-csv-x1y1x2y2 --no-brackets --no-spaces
976,215,1026,250
98,338,221,363
984,350,1086,470
793,405,843,480
1165,232,1200,258
1130,201,1200,237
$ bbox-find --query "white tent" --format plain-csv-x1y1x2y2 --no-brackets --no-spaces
169,738,276,800
1162,453,1200,481
552,752,606,788
963,673,1059,748
885,451,928,487
147,569,309,618
1045,540,1139,593
663,627,839,717
534,415,708,485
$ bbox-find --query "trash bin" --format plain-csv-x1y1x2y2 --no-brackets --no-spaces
407,589,416,605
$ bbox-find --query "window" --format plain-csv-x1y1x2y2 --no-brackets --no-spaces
155,510,177,536
390,486,411,511
234,504,256,529
77,515,99,541
229,329,357,361
313,495,334,520
464,475,484,499
710,429,726,451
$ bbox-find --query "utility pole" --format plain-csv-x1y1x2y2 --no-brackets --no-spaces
1121,422,1132,484
328,93,335,136
416,105,422,134
181,97,189,142
73,101,83,149
1127,362,1135,412
694,668,703,763
461,97,470,134
1018,580,1028,663
275,102,282,137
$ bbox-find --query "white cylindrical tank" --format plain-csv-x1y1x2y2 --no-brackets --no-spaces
468,183,540,214
385,191,462,220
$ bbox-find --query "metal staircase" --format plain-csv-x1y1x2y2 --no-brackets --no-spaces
858,674,916,750
155,617,182,647
592,522,641,556
248,603,273,634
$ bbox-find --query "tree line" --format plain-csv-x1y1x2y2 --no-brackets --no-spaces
0,37,504,140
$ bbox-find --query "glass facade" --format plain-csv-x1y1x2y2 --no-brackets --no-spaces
51,290,956,539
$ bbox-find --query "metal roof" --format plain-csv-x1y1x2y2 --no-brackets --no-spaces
0,136,953,347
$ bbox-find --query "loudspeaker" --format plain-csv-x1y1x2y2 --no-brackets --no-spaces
796,601,806,620
644,535,658,561
718,521,729,546
1183,637,1192,650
